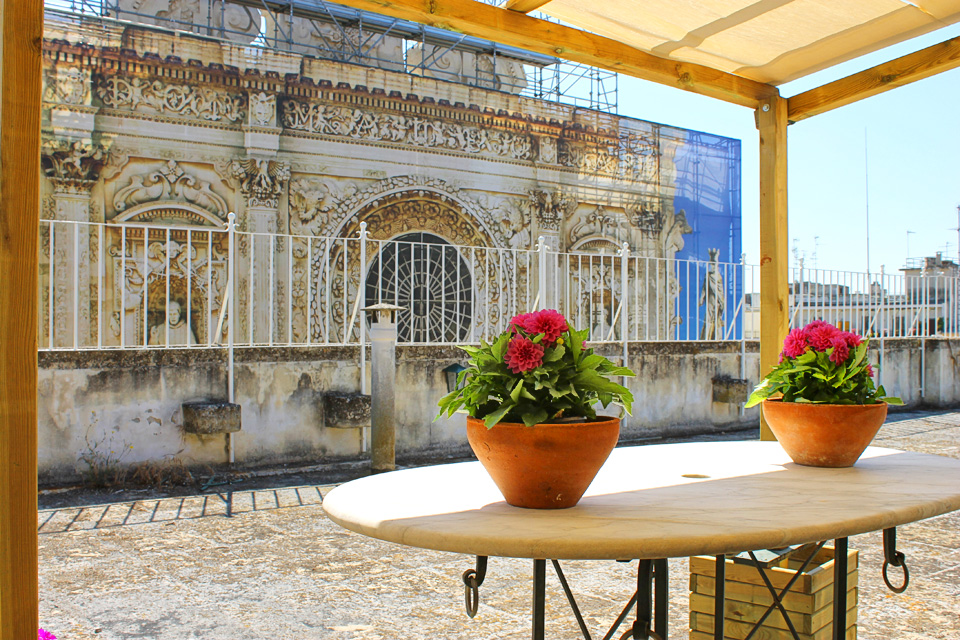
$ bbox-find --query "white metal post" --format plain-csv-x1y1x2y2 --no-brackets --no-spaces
359,222,368,396
227,212,236,464
538,235,546,311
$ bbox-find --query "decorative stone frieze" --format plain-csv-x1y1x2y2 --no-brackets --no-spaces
96,75,246,124
41,139,106,194
230,158,290,209
113,160,229,218
281,99,535,161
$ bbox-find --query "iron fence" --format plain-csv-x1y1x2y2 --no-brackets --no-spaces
38,219,960,352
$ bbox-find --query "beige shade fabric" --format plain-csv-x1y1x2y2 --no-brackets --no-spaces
537,0,960,84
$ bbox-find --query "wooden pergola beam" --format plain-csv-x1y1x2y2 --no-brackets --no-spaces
788,34,960,123
328,0,778,108
504,0,552,13
757,95,789,441
0,0,43,637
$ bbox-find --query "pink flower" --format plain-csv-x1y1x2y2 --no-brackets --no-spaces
843,331,863,348
509,312,533,333
828,335,850,365
509,310,570,345
39,630,57,640
780,328,809,359
505,336,544,373
865,364,875,377
524,309,569,345
805,322,841,351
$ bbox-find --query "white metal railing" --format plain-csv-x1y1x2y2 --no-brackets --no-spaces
38,219,960,352
741,265,960,340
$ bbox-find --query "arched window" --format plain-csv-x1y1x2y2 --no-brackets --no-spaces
365,232,472,343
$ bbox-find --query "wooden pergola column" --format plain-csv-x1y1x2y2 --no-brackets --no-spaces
0,0,43,637
757,94,789,441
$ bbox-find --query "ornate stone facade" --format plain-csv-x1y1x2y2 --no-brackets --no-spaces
39,8,743,351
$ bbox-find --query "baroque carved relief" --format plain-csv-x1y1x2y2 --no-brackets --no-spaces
288,177,357,236
528,189,576,232
249,92,277,127
559,132,659,183
44,67,91,106
42,139,106,194
113,160,229,219
568,206,630,249
111,0,260,43
230,158,290,209
281,99,534,161
407,46,527,94
96,76,246,124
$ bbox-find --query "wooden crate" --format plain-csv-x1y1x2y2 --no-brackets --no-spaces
690,545,858,640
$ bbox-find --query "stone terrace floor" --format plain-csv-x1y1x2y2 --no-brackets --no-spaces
39,411,960,640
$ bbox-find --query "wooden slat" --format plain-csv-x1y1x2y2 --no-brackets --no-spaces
0,0,42,637
323,0,778,108
788,34,960,123
757,95,789,441
504,0,552,13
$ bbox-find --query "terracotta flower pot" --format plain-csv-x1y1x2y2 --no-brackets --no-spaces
466,416,620,509
762,399,888,468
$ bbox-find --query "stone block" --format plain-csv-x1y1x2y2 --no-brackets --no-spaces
182,401,242,434
712,376,750,404
324,392,371,429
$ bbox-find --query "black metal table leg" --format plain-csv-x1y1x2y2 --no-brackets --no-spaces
533,559,546,640
833,538,848,640
654,559,668,640
714,555,725,640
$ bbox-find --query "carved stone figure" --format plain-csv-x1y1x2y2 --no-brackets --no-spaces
249,92,277,127
528,189,575,232
230,158,290,209
699,248,725,340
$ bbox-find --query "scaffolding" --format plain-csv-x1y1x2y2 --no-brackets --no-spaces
44,0,618,113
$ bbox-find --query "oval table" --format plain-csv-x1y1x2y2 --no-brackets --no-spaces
324,441,960,640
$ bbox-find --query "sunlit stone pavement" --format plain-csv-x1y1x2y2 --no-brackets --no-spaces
39,411,960,639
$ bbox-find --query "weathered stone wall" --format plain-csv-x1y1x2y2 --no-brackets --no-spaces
38,338,959,484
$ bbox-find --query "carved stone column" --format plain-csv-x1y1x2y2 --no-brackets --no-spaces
41,140,105,347
231,158,289,343
528,189,572,310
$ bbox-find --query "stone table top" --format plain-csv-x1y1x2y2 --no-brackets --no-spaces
323,441,960,560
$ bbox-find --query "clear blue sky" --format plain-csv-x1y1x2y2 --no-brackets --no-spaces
617,25,960,276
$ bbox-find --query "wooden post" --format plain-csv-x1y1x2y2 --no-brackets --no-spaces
757,94,789,441
0,0,43,637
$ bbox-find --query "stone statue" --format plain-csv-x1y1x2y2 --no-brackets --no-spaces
699,248,725,340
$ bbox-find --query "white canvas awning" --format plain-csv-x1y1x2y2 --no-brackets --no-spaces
537,0,960,85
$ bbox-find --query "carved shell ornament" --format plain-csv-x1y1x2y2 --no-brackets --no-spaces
113,160,228,218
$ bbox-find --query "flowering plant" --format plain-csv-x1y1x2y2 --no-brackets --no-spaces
436,309,635,427
745,321,902,407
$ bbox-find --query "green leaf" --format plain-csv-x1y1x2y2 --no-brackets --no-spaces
483,404,513,428
542,345,565,362
578,354,605,371
509,379,524,403
522,407,549,427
